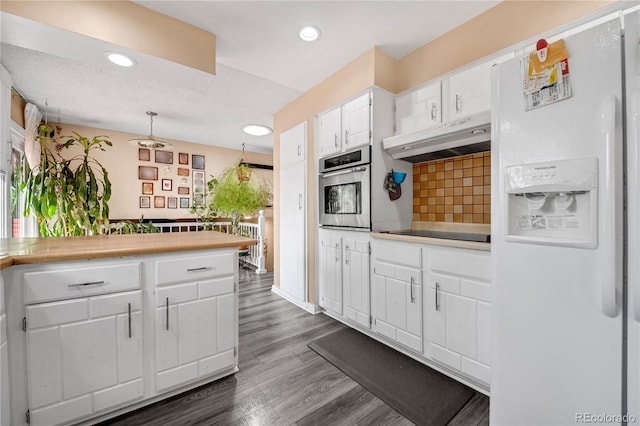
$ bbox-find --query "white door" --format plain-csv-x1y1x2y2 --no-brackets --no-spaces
395,81,441,134
318,107,342,158
156,277,235,391
492,18,623,424
626,9,640,422
26,291,143,426
342,238,370,328
279,162,306,302
280,121,306,167
319,236,342,314
371,266,421,353
447,52,513,121
342,92,371,150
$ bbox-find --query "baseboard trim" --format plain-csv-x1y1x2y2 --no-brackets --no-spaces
271,286,322,314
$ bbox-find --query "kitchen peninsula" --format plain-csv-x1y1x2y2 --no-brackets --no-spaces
0,231,255,426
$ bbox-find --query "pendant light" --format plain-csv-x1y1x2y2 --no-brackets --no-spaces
128,111,173,149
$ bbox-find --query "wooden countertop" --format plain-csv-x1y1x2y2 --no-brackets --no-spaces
0,232,256,269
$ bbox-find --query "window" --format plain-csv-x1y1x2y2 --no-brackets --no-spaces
0,170,8,238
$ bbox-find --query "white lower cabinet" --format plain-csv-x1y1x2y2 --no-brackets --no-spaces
3,248,238,426
372,239,422,352
342,238,371,327
155,277,235,391
425,246,492,385
319,230,371,328
319,235,343,315
26,289,143,426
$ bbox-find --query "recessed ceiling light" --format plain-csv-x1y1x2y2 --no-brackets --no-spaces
243,124,272,136
105,52,136,67
299,25,321,42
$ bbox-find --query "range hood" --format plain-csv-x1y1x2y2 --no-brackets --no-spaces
383,111,491,163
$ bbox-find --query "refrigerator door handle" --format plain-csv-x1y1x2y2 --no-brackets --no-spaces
600,95,620,318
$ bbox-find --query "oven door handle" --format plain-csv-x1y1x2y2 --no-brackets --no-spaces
320,166,368,178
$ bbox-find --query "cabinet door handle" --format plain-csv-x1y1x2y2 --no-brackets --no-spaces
298,193,303,209
297,144,301,157
187,266,211,272
435,283,440,311
410,276,415,303
128,302,132,339
455,94,461,113
335,242,340,262
431,102,437,120
344,129,349,145
165,297,170,331
68,280,104,288
345,244,350,265
334,133,338,148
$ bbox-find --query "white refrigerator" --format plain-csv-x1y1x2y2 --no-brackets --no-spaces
492,9,639,425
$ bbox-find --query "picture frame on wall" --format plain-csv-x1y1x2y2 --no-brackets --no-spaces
167,197,178,209
138,166,158,180
178,187,189,195
192,154,205,170
192,170,205,206
155,150,173,164
142,182,153,195
180,197,189,209
139,148,150,161
162,179,172,191
177,168,189,176
179,153,189,165
154,196,165,208
140,196,150,208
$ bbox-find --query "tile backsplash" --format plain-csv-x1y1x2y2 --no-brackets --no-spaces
412,151,491,224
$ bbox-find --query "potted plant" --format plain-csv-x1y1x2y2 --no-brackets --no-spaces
22,124,112,236
191,164,271,241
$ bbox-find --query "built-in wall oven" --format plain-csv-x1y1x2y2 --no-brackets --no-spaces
319,146,371,230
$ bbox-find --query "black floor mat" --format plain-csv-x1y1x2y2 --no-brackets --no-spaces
308,327,475,426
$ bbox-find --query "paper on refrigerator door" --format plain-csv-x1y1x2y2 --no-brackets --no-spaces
522,39,572,110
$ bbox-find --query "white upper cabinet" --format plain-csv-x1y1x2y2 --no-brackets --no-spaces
445,51,515,121
318,92,371,158
342,92,371,150
280,120,307,167
395,81,442,134
318,106,342,158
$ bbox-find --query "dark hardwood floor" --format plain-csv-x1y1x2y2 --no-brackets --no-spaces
101,271,489,425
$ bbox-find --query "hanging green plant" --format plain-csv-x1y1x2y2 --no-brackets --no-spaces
191,164,271,235
22,124,113,236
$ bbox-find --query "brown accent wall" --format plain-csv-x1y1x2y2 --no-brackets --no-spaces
396,1,613,92
412,152,491,225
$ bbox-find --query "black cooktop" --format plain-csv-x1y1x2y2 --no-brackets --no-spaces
384,229,490,243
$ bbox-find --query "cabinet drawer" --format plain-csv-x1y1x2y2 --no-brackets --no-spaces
373,261,421,285
430,248,491,282
156,252,235,285
374,240,421,268
24,263,141,305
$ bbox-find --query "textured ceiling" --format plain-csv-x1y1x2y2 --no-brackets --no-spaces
1,1,500,154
